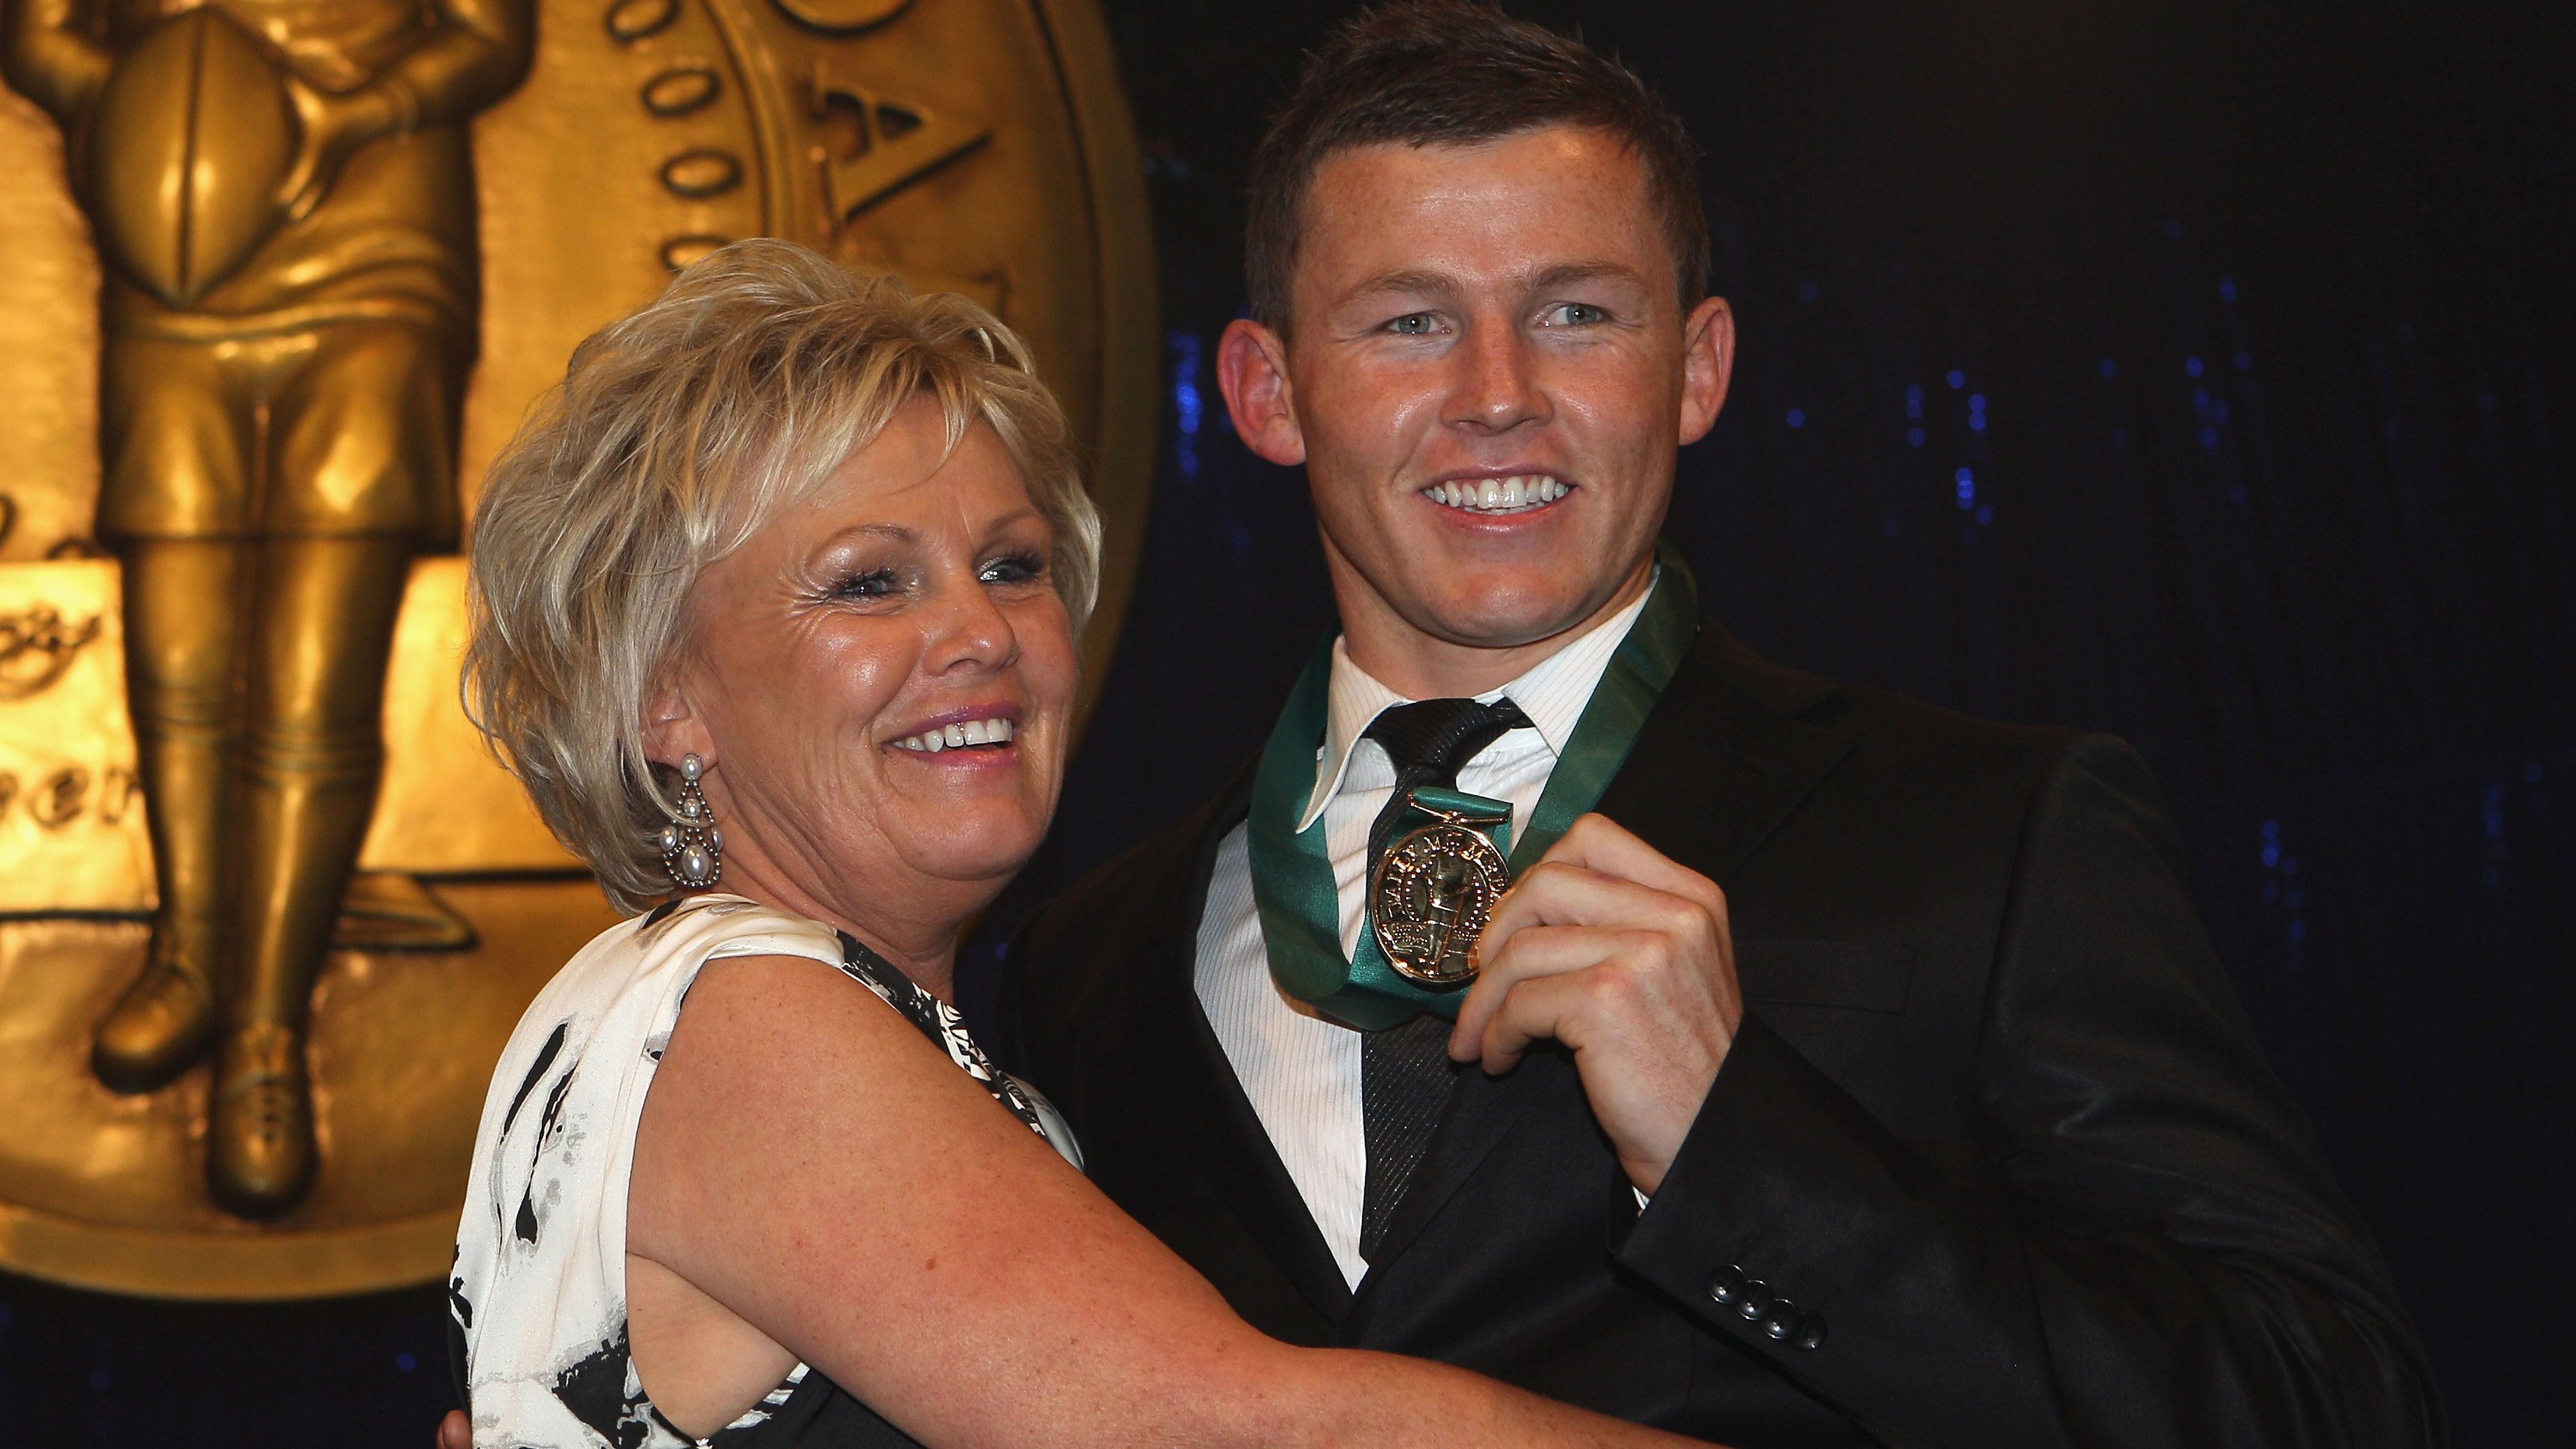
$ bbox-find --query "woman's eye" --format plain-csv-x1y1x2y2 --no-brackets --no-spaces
979,552,1045,586
1385,312,1441,336
1542,302,1608,327
831,569,899,600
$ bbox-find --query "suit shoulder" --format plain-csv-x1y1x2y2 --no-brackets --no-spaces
1026,801,1222,953
1694,622,2104,790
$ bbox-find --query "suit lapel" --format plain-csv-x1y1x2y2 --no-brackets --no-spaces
1145,765,1354,1325
1355,623,1854,1280
1596,624,1856,890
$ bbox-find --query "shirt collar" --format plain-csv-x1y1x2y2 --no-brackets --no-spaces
1296,566,1661,832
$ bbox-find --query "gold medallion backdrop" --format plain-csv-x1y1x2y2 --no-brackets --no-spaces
0,0,1154,1297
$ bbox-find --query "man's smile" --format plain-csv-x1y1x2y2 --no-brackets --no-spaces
1420,473,1574,515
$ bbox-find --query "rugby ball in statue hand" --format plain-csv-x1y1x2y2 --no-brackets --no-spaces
84,8,299,308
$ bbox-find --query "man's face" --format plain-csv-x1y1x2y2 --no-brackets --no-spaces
1233,125,1730,661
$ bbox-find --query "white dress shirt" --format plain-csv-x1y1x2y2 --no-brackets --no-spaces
1192,576,1659,1288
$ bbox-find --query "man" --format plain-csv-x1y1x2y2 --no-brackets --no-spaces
999,4,2441,1445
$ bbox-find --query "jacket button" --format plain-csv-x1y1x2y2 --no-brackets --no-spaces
1735,1280,1772,1321
1760,1298,1798,1340
1791,1312,1828,1351
1705,1264,1747,1306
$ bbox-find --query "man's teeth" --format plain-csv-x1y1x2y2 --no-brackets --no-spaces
892,717,1016,752
1423,476,1570,513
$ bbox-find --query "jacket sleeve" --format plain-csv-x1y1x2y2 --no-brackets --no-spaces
1612,734,2443,1449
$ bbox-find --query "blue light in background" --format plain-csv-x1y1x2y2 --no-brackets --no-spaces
1167,329,1204,479
1785,408,1806,429
2218,275,2238,304
2184,355,2205,378
1908,427,1926,448
1797,280,1819,301
2259,819,2307,961
2098,357,2118,378
2233,350,2252,371
1946,369,1966,390
1904,384,1924,419
1954,467,1975,508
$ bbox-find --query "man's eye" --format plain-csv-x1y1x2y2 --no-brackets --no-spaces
1542,303,1609,327
1385,312,1441,336
979,552,1045,585
831,569,899,599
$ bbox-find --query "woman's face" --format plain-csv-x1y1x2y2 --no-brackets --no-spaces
653,399,1077,929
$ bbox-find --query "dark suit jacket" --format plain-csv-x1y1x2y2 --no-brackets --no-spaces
999,622,2441,1448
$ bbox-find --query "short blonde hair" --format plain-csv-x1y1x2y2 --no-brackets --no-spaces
464,239,1101,913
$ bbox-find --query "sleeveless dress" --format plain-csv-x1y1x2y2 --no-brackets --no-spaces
449,894,1081,1448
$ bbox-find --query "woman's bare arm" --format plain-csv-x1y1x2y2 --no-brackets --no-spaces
624,955,1707,1448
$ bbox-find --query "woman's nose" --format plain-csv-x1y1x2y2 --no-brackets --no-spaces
922,573,1019,675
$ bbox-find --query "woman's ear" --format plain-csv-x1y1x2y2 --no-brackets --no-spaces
1216,317,1308,467
641,678,711,771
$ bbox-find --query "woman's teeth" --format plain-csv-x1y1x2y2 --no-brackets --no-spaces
892,717,1016,752
1424,476,1570,513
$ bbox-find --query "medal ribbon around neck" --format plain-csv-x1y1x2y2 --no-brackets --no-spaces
1247,539,1701,1030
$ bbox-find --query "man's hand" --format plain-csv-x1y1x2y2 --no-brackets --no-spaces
1448,813,1743,1195
437,1408,471,1449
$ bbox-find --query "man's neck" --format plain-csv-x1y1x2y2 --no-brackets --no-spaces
1333,555,1655,701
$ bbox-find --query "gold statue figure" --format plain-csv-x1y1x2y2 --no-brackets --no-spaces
2,0,534,1215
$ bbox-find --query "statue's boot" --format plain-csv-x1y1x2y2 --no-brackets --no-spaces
92,921,221,1093
206,535,409,1218
97,538,247,1094
208,1020,315,1218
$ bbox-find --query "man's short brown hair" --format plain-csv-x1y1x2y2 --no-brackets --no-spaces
1243,0,1709,332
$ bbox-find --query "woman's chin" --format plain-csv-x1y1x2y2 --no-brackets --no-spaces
880,815,1048,890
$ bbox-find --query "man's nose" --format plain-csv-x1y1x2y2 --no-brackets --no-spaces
1445,322,1549,433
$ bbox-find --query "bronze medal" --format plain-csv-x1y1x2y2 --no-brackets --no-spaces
1368,815,1513,987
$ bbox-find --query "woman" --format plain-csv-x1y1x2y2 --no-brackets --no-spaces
448,241,1699,1446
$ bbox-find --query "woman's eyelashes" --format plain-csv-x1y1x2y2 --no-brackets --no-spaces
827,566,903,601
977,550,1046,587
819,551,1045,605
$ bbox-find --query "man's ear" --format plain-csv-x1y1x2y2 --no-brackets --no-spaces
1677,296,1735,446
1216,317,1308,467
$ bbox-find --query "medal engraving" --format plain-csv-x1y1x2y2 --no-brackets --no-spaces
1369,818,1512,986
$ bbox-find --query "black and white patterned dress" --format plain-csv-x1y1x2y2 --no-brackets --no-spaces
449,894,1080,1448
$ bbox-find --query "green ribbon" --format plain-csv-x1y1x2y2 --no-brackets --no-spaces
1247,540,1701,1030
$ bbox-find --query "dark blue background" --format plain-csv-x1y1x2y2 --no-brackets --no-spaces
6,2,2568,1443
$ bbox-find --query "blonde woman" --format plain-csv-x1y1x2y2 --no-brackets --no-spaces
445,241,1706,1448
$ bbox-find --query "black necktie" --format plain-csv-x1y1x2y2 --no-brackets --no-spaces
1357,695,1531,1262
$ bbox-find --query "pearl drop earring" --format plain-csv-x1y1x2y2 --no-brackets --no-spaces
659,752,722,890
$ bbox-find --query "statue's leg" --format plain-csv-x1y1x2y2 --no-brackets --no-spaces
93,336,256,1094
208,322,443,1218
209,534,410,1215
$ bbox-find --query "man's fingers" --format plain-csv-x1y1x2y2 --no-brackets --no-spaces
1449,925,1657,1058
1464,967,1592,1073
1540,813,1727,915
1482,857,1722,955
437,1409,472,1449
